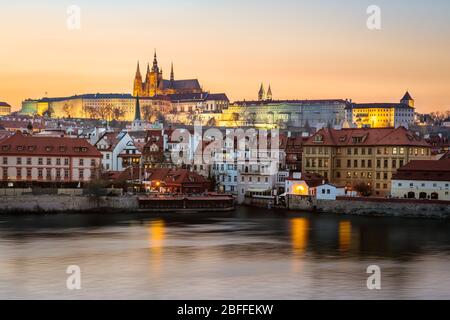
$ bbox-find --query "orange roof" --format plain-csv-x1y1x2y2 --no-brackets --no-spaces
0,132,102,157
304,127,431,147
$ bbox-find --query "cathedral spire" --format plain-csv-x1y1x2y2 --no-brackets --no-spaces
135,61,142,79
258,83,265,101
133,61,143,96
134,95,141,121
267,84,272,101
152,49,159,72
170,62,174,82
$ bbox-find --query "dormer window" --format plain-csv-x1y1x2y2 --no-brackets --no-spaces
352,136,364,143
314,135,323,142
45,146,53,152
59,146,66,152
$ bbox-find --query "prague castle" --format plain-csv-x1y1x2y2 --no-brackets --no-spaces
133,51,202,97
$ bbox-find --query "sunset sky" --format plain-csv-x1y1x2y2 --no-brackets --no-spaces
1,0,450,113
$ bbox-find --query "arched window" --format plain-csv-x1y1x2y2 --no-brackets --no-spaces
419,192,427,199
431,192,439,200
407,191,415,199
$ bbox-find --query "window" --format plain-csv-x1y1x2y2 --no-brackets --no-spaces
91,159,96,167
56,158,61,165
336,159,341,168
64,158,69,166
27,169,32,177
384,159,388,168
17,168,22,178
377,160,381,168
2,168,7,178
27,158,31,165
79,170,84,179
354,160,358,168
38,158,43,165
17,157,22,165
79,159,84,166
38,169,43,178
47,158,51,165
392,159,397,168
368,160,372,168
347,159,351,168
46,169,51,179
64,170,69,178
2,157,7,165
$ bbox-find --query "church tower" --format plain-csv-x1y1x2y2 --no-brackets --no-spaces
258,83,265,101
144,63,151,96
401,91,415,108
170,62,175,82
134,95,141,121
133,61,143,97
266,84,273,101
149,50,163,96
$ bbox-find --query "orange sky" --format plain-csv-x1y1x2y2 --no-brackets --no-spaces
1,1,450,113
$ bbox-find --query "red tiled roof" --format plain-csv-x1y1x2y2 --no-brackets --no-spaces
0,120,46,130
304,127,431,147
116,168,209,186
0,132,102,157
392,160,450,181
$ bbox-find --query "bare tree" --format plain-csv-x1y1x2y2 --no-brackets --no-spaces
62,103,72,118
111,107,125,121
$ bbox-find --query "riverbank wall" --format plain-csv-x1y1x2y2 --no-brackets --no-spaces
287,195,450,219
0,195,139,213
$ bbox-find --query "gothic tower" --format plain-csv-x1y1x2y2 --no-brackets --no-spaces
258,83,265,101
144,63,151,96
266,84,273,101
148,51,163,96
133,61,143,97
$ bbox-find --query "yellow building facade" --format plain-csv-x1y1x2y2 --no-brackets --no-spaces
302,127,432,197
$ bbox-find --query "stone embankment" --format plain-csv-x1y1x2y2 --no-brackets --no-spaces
0,195,138,213
287,195,450,219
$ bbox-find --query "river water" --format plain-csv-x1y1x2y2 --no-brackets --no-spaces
0,207,449,299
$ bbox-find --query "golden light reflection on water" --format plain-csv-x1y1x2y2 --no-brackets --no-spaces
290,218,309,255
148,220,165,273
339,221,351,253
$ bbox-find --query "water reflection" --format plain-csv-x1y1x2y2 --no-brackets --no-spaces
148,220,165,273
0,208,449,299
339,221,351,253
290,218,309,255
